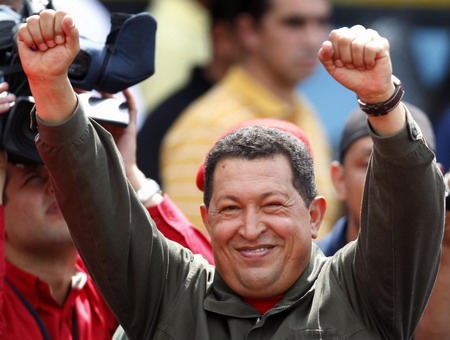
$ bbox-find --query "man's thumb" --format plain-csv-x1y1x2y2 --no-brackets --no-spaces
61,15,80,55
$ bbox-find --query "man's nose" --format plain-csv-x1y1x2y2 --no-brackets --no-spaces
238,208,267,240
303,21,328,48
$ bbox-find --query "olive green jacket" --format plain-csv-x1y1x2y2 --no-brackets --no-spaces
36,101,445,339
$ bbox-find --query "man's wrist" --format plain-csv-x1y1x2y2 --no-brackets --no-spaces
358,76,404,117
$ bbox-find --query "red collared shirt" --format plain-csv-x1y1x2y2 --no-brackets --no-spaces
1,258,117,340
0,194,213,339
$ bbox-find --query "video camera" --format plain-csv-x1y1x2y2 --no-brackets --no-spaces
0,0,157,164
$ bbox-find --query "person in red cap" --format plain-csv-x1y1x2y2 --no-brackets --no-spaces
18,11,445,340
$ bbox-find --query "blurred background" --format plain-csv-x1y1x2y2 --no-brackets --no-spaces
97,0,450,158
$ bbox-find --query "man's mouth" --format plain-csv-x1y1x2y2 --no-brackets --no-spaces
238,246,275,258
242,247,271,252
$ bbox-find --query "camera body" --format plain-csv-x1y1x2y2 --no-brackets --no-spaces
0,0,156,164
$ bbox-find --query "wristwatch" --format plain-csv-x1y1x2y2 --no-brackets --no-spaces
358,75,404,116
444,171,450,212
137,178,161,203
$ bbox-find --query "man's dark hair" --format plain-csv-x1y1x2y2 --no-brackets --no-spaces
239,0,272,23
203,126,317,207
209,0,271,25
210,0,242,24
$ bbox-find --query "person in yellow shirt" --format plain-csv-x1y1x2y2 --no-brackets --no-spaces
161,0,340,235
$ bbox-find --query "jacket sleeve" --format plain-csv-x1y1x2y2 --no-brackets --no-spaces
35,99,212,338
345,107,445,338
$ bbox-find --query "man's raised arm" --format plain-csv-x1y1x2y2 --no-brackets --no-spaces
319,25,445,338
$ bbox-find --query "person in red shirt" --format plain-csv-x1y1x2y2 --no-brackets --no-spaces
0,83,213,339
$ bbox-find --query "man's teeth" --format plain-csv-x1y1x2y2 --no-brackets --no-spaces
243,247,270,252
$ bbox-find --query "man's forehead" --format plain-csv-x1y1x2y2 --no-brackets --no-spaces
269,0,331,15
209,156,297,202
212,154,292,177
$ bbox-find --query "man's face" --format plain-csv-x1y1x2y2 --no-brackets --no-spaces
201,155,324,299
246,0,331,87
4,163,71,254
332,136,373,237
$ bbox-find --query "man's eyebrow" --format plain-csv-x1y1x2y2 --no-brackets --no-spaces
280,14,331,26
261,191,288,199
217,194,239,202
216,191,286,201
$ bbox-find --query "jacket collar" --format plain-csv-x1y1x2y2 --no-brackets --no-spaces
204,244,328,317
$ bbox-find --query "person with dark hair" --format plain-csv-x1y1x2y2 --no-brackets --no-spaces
136,0,239,184
118,116,316,338
159,0,341,235
18,10,445,340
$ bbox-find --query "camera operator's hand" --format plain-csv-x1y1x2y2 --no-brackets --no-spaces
17,10,79,124
102,89,161,206
0,82,16,114
103,89,139,175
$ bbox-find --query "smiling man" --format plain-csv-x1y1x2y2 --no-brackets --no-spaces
200,129,322,302
18,10,445,340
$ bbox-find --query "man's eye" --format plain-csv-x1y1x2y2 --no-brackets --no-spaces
265,202,282,209
283,16,306,27
282,16,331,28
24,174,44,185
219,205,242,214
223,206,238,211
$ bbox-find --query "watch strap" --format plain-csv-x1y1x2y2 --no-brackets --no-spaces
358,76,405,116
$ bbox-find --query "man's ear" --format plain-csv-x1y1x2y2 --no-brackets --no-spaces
235,13,259,51
330,160,346,201
200,204,211,234
309,196,326,239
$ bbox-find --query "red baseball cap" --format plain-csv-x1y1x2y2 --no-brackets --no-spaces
195,118,313,191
